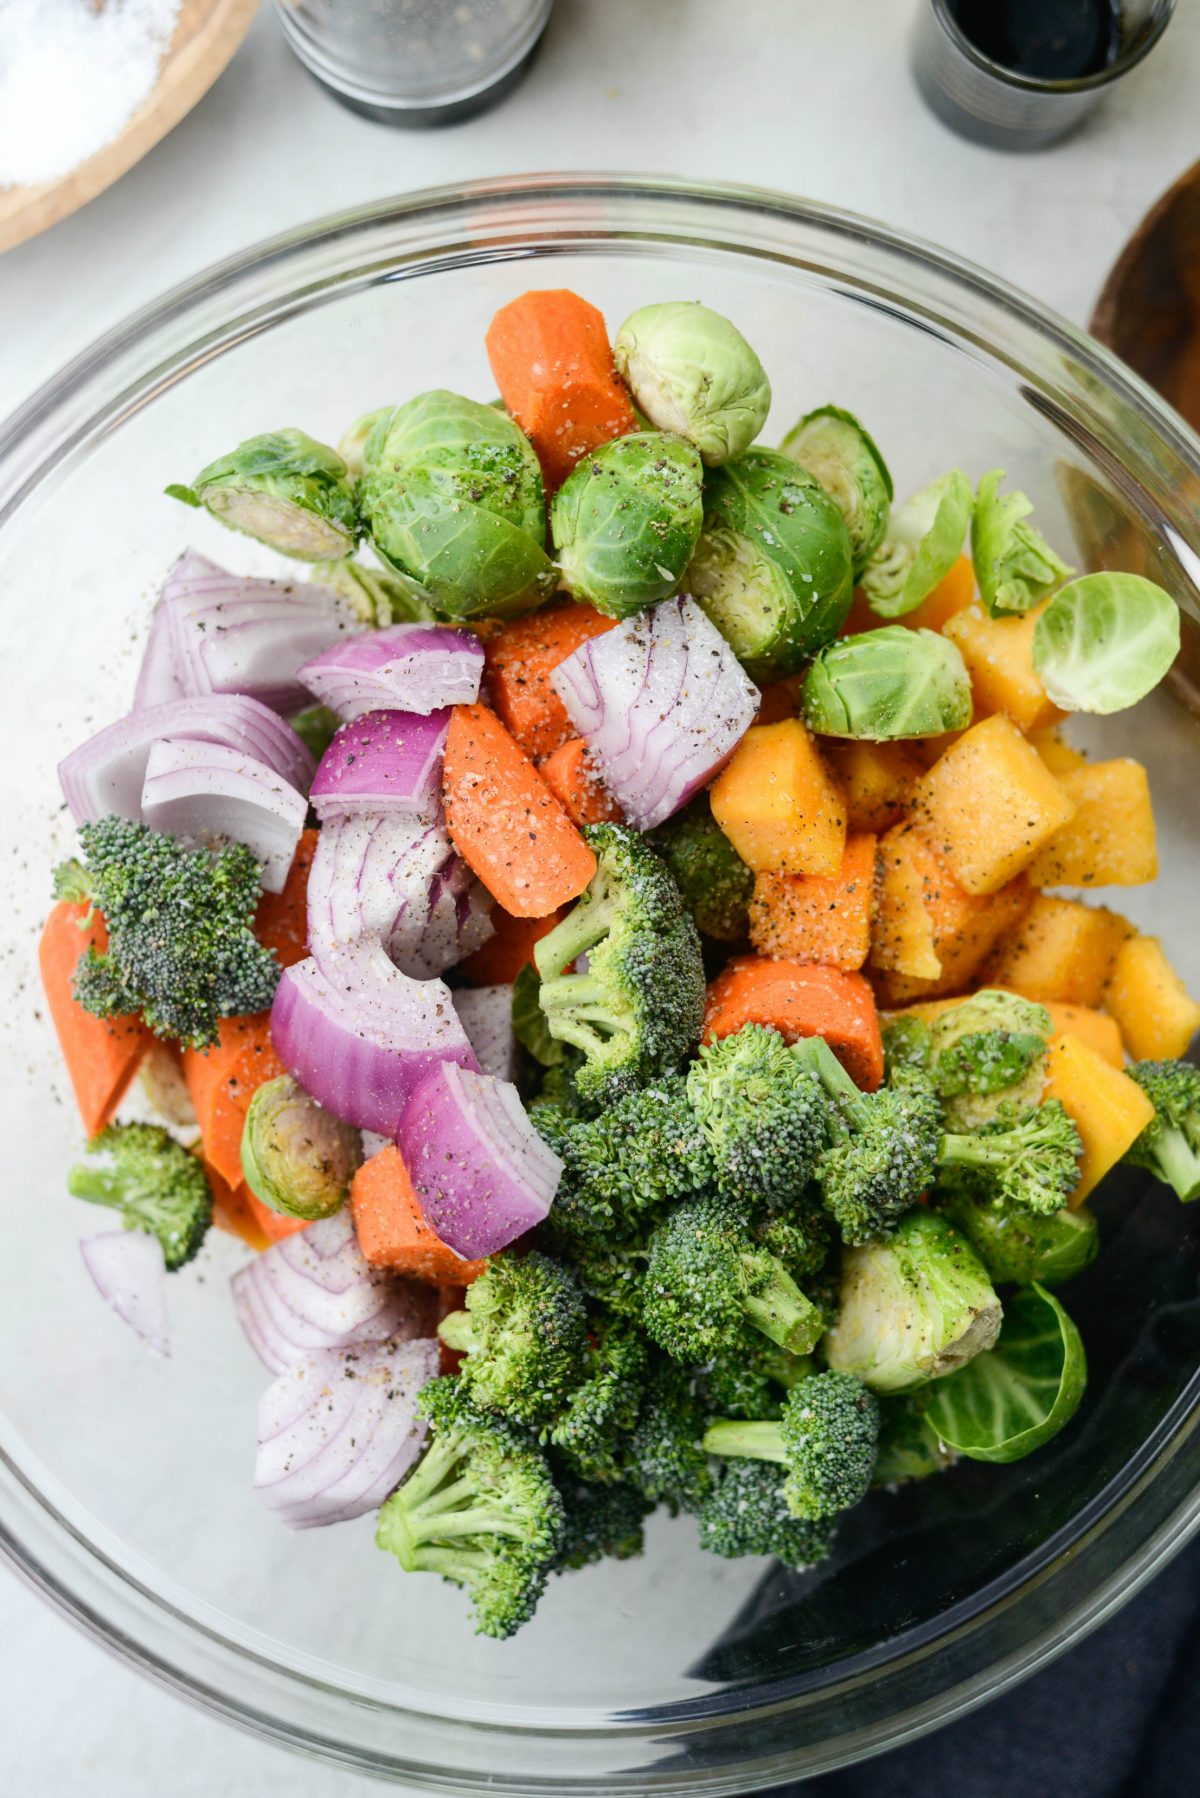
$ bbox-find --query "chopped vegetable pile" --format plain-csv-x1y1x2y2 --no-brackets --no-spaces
40,288,1199,1642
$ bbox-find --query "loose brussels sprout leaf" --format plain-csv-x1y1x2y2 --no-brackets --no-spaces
288,704,342,761
780,405,893,578
971,469,1074,617
339,408,395,480
688,449,854,680
824,1209,1002,1394
311,556,435,625
240,1075,363,1221
860,470,973,618
872,1393,953,1485
925,1282,1087,1463
551,432,704,619
512,963,568,1068
613,301,772,466
169,430,360,562
1031,572,1181,714
938,1192,1099,1290
801,625,972,740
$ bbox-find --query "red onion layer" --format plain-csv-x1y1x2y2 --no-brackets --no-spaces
141,737,307,892
299,623,483,720
453,985,517,1083
80,1231,169,1358
309,709,449,822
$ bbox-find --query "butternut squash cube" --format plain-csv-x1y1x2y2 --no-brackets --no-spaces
911,714,1077,895
943,600,1063,733
822,739,925,832
1043,1033,1156,1204
870,822,1031,1003
1104,934,1200,1061
710,718,847,877
983,894,1131,1008
1026,759,1157,889
749,833,876,970
897,554,978,634
1030,729,1088,776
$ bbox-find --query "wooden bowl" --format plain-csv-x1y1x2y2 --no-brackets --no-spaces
0,0,259,256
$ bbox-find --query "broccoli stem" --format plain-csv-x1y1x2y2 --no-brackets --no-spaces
1147,1127,1200,1202
437,1311,477,1355
702,1420,784,1462
740,1257,824,1355
791,1036,870,1130
66,1167,125,1209
535,877,619,981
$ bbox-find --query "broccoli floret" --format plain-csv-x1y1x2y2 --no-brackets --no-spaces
551,1466,652,1571
753,1203,833,1284
525,1057,592,1118
533,824,705,1103
938,1100,1082,1218
686,1025,830,1211
58,817,278,1049
627,1358,712,1513
642,1193,826,1361
881,1014,932,1081
68,1122,212,1269
696,1327,815,1420
703,1371,880,1522
545,1318,648,1482
376,1377,565,1641
438,1252,588,1427
697,1457,836,1567
538,1074,714,1245
1124,1060,1200,1201
648,794,754,942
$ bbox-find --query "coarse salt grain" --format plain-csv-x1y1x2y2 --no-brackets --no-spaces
0,0,181,190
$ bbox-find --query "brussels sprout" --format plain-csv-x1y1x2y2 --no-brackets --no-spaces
780,405,893,577
924,1283,1086,1463
339,408,394,480
240,1075,363,1221
800,626,972,740
872,1394,954,1485
687,449,854,680
928,989,1050,1130
1032,572,1181,714
360,390,555,619
860,470,973,618
938,1192,1099,1290
823,1209,1002,1394
971,469,1074,617
550,432,704,618
167,430,359,562
613,302,772,466
311,556,435,626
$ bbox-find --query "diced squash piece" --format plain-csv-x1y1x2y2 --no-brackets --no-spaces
897,554,979,634
910,714,1077,895
883,994,1124,1069
822,739,925,832
749,834,876,970
709,719,847,877
1043,1033,1156,1204
1105,934,1200,1061
1026,759,1157,889
351,1145,489,1282
1030,730,1088,776
983,895,1131,1008
942,600,1063,733
870,822,1031,1001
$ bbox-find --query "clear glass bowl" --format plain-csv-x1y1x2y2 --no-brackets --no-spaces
2,176,1200,1793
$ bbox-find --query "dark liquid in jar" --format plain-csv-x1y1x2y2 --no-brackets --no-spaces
948,0,1121,79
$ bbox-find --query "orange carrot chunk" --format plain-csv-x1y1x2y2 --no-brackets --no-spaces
442,703,597,917
39,901,153,1137
485,290,638,491
484,600,615,759
254,826,317,968
206,1162,272,1252
352,1145,489,1283
181,1013,286,1191
703,956,884,1091
244,1188,308,1244
539,737,625,828
460,903,566,985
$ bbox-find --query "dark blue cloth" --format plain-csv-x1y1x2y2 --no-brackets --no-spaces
789,1532,1200,1796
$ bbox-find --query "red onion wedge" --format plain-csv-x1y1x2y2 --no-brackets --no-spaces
134,598,187,710
80,1231,169,1358
551,593,759,831
231,1208,437,1375
306,812,493,981
310,709,449,822
59,694,315,825
453,985,517,1083
254,1336,438,1529
270,950,480,1137
161,550,362,714
298,623,483,720
396,1064,561,1260
141,738,307,893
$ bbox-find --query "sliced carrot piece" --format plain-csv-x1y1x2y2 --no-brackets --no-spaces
254,826,317,967
703,956,884,1090
539,737,624,828
460,903,566,985
442,703,597,917
484,600,615,759
39,901,153,1137
352,1146,489,1283
205,1162,272,1252
244,1188,308,1243
485,290,638,490
181,1013,285,1190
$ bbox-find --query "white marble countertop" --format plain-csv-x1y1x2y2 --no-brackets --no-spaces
3,1,1199,1790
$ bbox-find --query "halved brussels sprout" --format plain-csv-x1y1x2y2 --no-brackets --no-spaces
928,989,1050,1131
861,469,973,618
167,430,359,562
801,625,972,739
551,432,704,618
311,556,435,626
1032,571,1181,714
780,405,893,577
971,469,1074,617
687,449,854,680
240,1074,363,1221
339,408,395,480
938,1193,1099,1290
613,302,772,466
